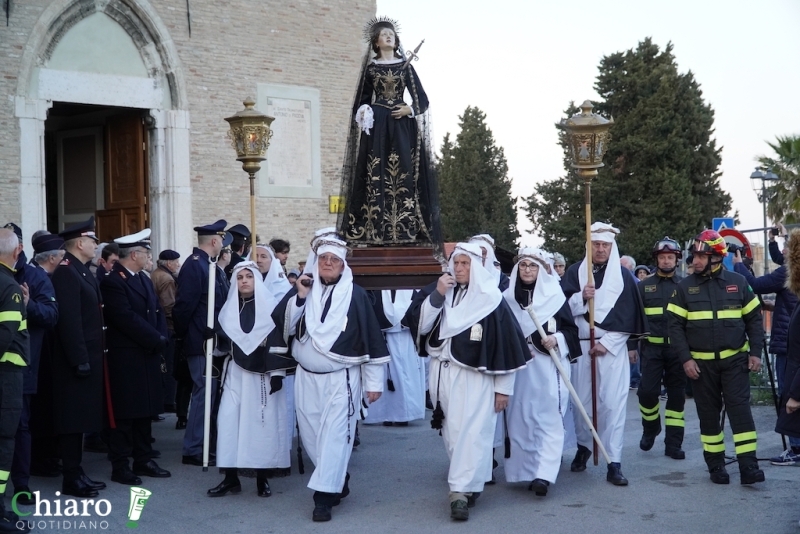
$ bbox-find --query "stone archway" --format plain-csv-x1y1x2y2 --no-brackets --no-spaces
14,0,192,253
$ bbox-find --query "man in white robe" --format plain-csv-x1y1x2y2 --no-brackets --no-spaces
364,290,426,426
281,237,388,522
503,248,580,497
561,222,647,486
405,243,530,521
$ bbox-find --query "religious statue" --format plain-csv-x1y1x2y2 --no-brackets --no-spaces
338,17,442,250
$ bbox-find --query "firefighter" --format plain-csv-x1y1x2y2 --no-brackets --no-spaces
638,237,687,459
667,230,764,485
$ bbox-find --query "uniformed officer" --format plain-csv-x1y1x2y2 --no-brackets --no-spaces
3,224,59,505
172,220,232,466
0,228,29,530
668,229,765,485
224,224,251,280
100,229,171,485
51,216,108,498
637,237,687,459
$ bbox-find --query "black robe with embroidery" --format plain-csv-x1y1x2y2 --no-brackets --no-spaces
403,281,531,374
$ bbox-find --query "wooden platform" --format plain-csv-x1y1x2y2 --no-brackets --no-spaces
348,245,444,290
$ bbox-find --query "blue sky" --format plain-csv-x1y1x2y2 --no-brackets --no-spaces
376,0,800,247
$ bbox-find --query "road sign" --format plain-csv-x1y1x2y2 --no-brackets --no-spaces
712,217,735,232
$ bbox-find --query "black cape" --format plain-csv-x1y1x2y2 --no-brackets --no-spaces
562,262,648,340
230,297,297,374
404,281,531,374
275,284,390,366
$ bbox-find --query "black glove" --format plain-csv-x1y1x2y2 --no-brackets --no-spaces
203,327,216,340
269,375,284,395
75,362,91,378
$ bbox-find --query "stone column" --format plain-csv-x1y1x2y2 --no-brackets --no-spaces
14,97,52,246
148,109,193,257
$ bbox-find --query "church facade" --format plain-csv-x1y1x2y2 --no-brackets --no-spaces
0,0,374,262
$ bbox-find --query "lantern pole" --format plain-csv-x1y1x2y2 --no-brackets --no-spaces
224,97,275,242
557,100,613,467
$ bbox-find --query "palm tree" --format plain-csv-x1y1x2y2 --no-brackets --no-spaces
758,135,800,224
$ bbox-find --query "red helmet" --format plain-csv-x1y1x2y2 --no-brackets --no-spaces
652,236,682,259
693,229,727,256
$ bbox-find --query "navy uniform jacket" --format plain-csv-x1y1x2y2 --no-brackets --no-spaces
173,247,229,356
101,262,168,420
14,253,58,394
50,251,105,434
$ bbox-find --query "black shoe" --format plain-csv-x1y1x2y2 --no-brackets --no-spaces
83,436,108,453
529,479,549,496
111,469,142,486
740,464,765,485
79,472,106,491
207,479,242,497
665,447,685,460
257,479,271,497
149,449,161,459
133,460,171,478
0,510,27,533
151,415,165,422
606,462,628,486
639,433,656,451
571,445,592,472
450,499,469,521
182,454,215,466
709,465,730,484
62,478,99,498
394,421,409,427
175,417,187,430
466,492,480,507
382,421,394,426
13,486,36,506
312,504,332,522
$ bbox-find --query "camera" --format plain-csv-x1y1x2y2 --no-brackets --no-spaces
770,227,780,236
727,243,745,255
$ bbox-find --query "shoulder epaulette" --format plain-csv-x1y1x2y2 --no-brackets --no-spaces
119,271,127,280
59,259,70,266
192,255,199,261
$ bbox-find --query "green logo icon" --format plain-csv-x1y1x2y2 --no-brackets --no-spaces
126,487,152,528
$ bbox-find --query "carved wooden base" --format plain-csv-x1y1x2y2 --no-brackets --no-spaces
347,245,444,290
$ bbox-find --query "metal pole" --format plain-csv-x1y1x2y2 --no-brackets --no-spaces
762,180,770,275
202,257,217,471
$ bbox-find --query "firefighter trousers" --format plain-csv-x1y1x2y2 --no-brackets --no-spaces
637,343,686,449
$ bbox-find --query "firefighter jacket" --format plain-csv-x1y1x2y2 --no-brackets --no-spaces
667,267,763,364
0,262,29,367
639,272,682,346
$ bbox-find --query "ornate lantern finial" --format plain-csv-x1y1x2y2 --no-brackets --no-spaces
557,100,614,179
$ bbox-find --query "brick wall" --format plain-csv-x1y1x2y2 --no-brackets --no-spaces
0,0,375,266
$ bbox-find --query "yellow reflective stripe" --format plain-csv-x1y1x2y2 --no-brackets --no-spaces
0,353,26,366
665,419,685,427
0,311,22,323
18,320,26,331
742,296,760,315
717,309,742,319
691,343,749,360
641,412,660,421
687,311,713,320
664,410,684,419
733,431,757,443
735,442,757,454
639,404,659,415
644,307,663,316
703,442,726,453
701,432,724,444
647,336,666,344
666,303,687,318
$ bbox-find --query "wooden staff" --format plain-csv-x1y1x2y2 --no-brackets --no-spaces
202,255,217,471
526,305,610,465
584,176,598,466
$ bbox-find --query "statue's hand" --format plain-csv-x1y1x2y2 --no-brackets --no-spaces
391,105,412,119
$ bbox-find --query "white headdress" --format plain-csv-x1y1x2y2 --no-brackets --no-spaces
218,261,278,356
257,244,292,301
438,243,503,339
579,222,623,323
304,237,354,354
503,247,565,338
469,234,501,285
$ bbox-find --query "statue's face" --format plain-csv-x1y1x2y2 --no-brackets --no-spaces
377,28,395,50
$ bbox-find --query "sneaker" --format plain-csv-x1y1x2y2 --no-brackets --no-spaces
770,449,799,466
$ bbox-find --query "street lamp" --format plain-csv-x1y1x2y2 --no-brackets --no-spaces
557,99,613,467
224,97,275,239
749,167,779,274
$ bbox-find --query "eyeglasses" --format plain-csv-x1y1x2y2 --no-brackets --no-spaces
518,262,539,272
319,254,343,265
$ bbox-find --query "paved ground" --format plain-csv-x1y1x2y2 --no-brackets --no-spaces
15,393,799,533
